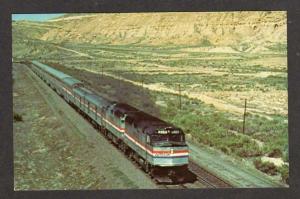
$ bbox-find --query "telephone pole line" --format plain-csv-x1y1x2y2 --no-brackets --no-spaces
118,71,121,90
178,84,182,110
242,98,247,134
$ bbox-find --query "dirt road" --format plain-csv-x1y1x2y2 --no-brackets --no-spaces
13,63,157,190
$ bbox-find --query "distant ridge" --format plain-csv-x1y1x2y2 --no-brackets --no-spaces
14,12,287,54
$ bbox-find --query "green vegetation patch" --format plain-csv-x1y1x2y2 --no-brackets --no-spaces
158,93,287,161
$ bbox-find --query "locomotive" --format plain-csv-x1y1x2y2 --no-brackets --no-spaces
29,60,192,184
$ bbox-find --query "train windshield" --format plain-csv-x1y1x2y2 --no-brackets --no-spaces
150,133,186,147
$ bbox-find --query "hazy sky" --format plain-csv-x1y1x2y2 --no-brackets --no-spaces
12,14,64,21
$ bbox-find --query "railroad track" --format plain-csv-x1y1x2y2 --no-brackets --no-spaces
157,159,234,189
188,160,233,188
148,159,233,189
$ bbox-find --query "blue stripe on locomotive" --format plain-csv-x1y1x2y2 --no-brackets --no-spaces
147,146,189,166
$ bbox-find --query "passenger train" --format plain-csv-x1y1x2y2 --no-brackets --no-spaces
29,60,192,183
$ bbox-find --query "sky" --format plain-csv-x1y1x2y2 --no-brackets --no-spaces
12,14,65,21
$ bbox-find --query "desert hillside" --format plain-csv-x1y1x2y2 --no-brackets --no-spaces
39,12,286,52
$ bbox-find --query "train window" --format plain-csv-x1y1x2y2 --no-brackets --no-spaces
151,134,185,146
169,134,184,142
150,135,165,145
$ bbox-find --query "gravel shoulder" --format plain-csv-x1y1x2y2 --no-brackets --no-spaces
13,63,157,190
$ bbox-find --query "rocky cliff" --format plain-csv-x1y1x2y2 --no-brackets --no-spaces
40,12,286,51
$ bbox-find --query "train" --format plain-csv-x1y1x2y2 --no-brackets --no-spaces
29,60,194,184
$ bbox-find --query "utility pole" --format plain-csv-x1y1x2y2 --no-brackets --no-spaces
242,98,247,134
118,71,121,90
178,84,182,110
142,65,144,94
